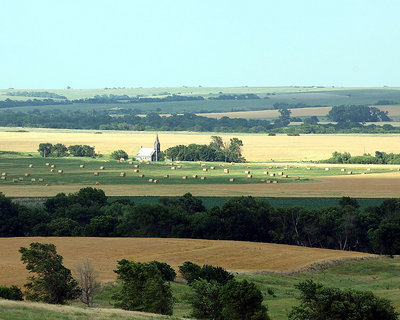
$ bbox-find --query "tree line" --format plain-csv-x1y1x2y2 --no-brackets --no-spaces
322,151,400,164
38,143,95,157
2,188,400,255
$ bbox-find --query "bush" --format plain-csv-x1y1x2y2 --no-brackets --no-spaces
150,261,176,282
111,150,129,160
179,262,233,285
0,285,23,301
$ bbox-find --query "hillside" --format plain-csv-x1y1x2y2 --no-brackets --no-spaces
0,237,373,287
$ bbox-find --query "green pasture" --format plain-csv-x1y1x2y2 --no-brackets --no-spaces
0,154,391,187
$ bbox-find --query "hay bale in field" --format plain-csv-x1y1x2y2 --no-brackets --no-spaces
182,176,188,180
133,169,139,173
231,162,235,165
361,172,366,175
367,168,371,171
134,164,139,168
176,161,181,164
203,168,208,172
197,161,202,164
224,168,230,174
229,178,235,182
247,165,251,169
58,169,63,174
19,177,24,181
171,166,176,170
28,164,34,168
12,178,18,183
341,168,346,172
120,172,126,177
272,180,278,184
100,166,105,170
263,171,269,175
220,163,225,167
139,174,145,178
283,174,289,178
201,164,206,167
245,170,250,174
247,174,252,178
38,178,44,182
260,178,265,182
119,158,125,162
278,172,283,175
268,166,272,169
325,168,330,171
177,165,182,169
269,173,275,177
192,174,198,178
284,167,288,170
45,162,50,166
24,173,30,177
306,167,311,170
80,164,85,168
0,176,6,181
31,178,36,182
153,179,159,184
164,174,169,178
45,184,50,187
266,180,272,184
210,166,215,170
148,178,154,183
1,172,6,176
201,176,206,180
296,176,300,181
95,182,100,185
94,172,99,176
128,161,133,165
50,169,56,173
146,162,150,165
348,171,353,175
51,164,56,168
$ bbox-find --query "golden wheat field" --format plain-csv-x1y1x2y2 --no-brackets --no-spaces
0,237,373,287
1,128,400,162
199,105,400,120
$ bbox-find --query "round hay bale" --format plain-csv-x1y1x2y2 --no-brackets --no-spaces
268,166,272,169
283,174,289,178
19,177,24,181
272,180,278,184
45,162,50,166
210,166,215,170
341,168,346,172
164,174,169,178
296,176,301,181
146,162,150,165
51,164,56,168
12,178,18,183
182,176,188,180
1,172,7,176
30,178,36,182
348,171,353,175
367,168,371,171
153,179,159,184
148,179,154,183
28,164,34,168
223,168,230,174
247,174,252,178
264,171,269,175
100,166,105,170
325,168,330,171
120,172,126,177
119,158,125,162
200,176,206,180
38,178,44,182
45,184,50,187
171,167,176,170
139,174,145,178
270,173,275,177
128,161,133,165
197,161,202,164
50,169,56,173
58,169,63,174
177,165,182,169
95,182,100,185
24,173,30,177
0,176,6,180
306,167,311,170
203,168,208,172
245,170,250,174
176,161,181,164
229,178,235,182
80,164,85,168
266,180,272,184
278,172,283,175
192,174,198,178
133,169,139,173
94,172,99,176
201,164,206,167
260,178,265,182
134,164,139,168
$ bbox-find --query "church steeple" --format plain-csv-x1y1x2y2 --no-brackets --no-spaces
154,133,160,161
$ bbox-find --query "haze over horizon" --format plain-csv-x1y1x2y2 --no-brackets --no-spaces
2,0,399,89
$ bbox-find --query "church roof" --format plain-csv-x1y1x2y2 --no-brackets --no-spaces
136,147,155,157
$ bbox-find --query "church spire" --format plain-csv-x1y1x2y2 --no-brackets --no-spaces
154,133,160,161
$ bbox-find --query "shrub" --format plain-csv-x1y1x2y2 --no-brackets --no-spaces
111,150,129,160
0,285,23,301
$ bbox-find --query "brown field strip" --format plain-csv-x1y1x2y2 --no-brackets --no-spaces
0,237,373,287
1,129,400,161
1,172,400,198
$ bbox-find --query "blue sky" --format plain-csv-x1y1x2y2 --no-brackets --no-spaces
1,0,399,88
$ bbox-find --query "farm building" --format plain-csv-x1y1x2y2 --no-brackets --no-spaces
135,134,161,161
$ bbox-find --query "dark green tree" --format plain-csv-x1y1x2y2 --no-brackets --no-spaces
19,242,80,304
150,261,176,282
189,279,222,320
219,279,270,320
38,143,53,157
179,261,202,284
0,285,23,301
113,259,173,315
111,150,129,160
289,280,398,320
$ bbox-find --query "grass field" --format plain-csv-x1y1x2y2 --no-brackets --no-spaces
2,128,400,161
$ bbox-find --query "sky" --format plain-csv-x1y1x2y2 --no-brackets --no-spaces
1,0,399,89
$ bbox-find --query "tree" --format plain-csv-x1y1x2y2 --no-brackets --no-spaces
111,150,129,160
19,242,80,304
52,143,68,157
113,259,173,315
38,143,53,157
150,261,176,282
75,258,100,307
219,279,270,320
210,136,225,150
179,261,202,284
189,279,222,320
0,285,23,301
289,280,398,320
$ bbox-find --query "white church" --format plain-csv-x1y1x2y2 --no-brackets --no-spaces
135,134,161,161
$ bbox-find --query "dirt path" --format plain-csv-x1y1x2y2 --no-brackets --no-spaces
0,237,372,287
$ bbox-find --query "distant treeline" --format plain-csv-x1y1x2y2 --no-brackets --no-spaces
322,151,400,164
6,91,67,99
0,109,399,134
38,143,95,157
1,188,400,255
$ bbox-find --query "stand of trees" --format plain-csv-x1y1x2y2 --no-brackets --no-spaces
328,105,391,122
2,189,400,255
38,143,95,157
322,151,400,164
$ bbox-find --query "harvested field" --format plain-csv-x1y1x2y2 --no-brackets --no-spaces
0,237,372,287
1,128,400,161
